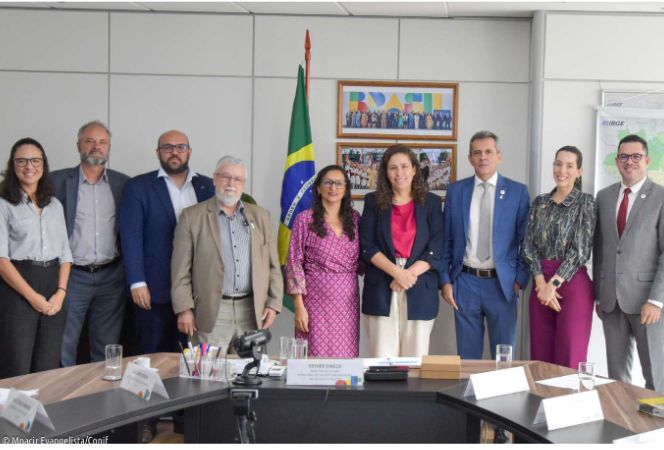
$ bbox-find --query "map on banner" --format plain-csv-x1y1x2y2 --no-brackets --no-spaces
595,91,664,192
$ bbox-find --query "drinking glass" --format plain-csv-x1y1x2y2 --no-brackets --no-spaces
103,344,123,381
280,336,295,365
578,362,595,392
293,338,308,359
495,344,513,370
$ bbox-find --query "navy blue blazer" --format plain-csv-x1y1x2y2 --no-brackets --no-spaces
438,174,530,302
360,191,444,320
50,165,130,239
119,170,213,305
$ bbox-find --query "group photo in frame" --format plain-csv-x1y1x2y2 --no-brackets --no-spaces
337,80,458,140
336,142,456,200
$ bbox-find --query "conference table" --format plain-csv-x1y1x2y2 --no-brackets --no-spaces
0,353,662,443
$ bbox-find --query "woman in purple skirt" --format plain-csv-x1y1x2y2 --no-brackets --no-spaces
286,165,361,357
523,146,596,369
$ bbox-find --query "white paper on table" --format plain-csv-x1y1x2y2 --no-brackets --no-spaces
463,366,530,400
0,388,54,431
536,374,614,390
614,426,664,444
362,357,422,368
533,389,604,431
0,388,39,406
120,363,169,401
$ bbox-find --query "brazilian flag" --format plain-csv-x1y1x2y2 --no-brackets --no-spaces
278,65,316,311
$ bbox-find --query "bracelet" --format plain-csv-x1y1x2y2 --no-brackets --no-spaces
57,287,67,293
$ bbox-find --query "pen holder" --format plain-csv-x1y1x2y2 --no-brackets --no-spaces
179,356,234,381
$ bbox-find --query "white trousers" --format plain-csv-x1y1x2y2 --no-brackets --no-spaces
364,288,435,358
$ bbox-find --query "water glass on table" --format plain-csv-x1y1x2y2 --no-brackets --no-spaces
280,337,308,364
495,344,513,370
293,338,308,359
578,362,595,392
103,344,123,381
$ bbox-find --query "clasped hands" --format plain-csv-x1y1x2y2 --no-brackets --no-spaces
28,289,65,316
535,280,561,312
390,267,418,292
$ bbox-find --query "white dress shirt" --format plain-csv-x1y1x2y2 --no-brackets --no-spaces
464,172,498,269
130,168,199,291
158,168,198,221
615,176,647,221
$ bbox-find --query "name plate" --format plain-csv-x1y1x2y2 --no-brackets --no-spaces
286,359,364,386
463,366,530,400
533,390,604,431
0,388,54,432
120,362,169,401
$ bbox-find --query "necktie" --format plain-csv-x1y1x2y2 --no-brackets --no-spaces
617,187,631,237
477,182,491,261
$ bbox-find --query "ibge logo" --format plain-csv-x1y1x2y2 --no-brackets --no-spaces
601,119,625,127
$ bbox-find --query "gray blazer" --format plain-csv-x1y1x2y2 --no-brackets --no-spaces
50,165,130,238
593,179,664,314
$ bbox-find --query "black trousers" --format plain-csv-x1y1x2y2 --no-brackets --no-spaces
0,262,65,379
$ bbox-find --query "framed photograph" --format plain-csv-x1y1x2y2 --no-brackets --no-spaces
336,142,457,200
337,80,458,140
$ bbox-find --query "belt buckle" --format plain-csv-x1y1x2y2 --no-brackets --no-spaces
479,269,489,278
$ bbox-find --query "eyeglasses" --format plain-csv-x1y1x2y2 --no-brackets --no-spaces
616,153,646,163
321,179,346,189
14,157,43,167
158,143,190,153
215,173,245,184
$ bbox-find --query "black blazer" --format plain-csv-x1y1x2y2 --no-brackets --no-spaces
359,191,444,320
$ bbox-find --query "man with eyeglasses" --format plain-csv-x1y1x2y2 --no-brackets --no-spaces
594,133,664,393
171,156,282,353
120,130,213,357
51,121,129,367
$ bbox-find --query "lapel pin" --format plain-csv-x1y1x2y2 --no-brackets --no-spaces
641,194,646,199
499,189,506,200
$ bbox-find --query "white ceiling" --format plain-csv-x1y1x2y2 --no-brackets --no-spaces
1,1,664,18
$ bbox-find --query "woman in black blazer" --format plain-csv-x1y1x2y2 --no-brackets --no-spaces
360,144,443,358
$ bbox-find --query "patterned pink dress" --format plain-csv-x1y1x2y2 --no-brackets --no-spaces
286,209,360,357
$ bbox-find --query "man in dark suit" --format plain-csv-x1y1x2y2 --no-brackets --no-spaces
120,130,213,356
51,121,129,366
439,130,530,360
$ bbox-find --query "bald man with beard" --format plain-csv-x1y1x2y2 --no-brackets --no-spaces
120,130,214,355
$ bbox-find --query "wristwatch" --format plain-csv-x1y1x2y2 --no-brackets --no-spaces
551,278,561,288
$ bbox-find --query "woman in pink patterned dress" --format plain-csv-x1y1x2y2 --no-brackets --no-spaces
286,165,361,357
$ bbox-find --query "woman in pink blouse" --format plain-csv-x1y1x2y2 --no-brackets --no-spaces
286,165,361,357
359,145,443,358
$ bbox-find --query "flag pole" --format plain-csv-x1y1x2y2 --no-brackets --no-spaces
304,29,311,101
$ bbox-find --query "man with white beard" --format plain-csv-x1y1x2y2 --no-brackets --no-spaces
51,121,129,366
171,156,283,352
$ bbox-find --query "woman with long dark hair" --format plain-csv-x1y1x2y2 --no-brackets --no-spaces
286,165,361,357
360,144,443,358
0,138,72,378
523,145,596,369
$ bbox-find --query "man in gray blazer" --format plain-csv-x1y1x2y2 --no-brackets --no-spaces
51,121,129,366
594,134,664,392
171,155,282,353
